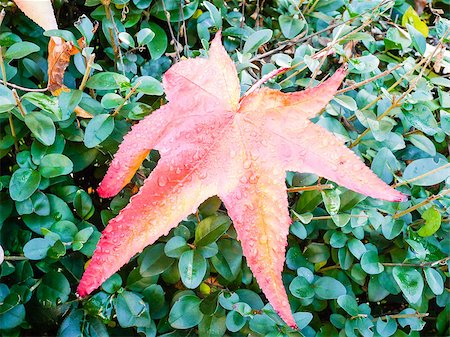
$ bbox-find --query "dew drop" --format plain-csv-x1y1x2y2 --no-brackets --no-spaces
249,174,259,184
243,159,252,169
158,175,168,187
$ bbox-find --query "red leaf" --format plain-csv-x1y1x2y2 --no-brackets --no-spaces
78,32,406,328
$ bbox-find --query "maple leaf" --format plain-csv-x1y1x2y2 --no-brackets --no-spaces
13,0,58,32
78,32,406,328
13,0,82,95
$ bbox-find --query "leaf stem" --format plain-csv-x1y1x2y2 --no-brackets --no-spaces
79,53,96,91
12,89,26,117
112,80,141,117
393,189,450,219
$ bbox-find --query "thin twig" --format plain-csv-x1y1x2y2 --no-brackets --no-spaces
347,57,428,122
393,189,450,219
249,0,391,63
287,183,334,193
4,255,29,261
349,40,445,148
382,257,450,267
373,313,429,322
393,163,450,188
0,79,48,92
337,62,404,94
310,214,368,221
162,0,180,61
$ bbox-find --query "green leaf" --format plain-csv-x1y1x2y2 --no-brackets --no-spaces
44,29,79,45
293,312,313,330
423,267,444,295
137,28,155,46
402,6,428,36
210,239,242,282
150,0,199,22
84,114,115,148
203,1,222,29
226,310,246,332
145,22,167,59
24,111,56,146
74,14,95,44
39,154,73,178
304,243,330,263
23,237,53,260
314,277,346,299
133,76,164,96
406,133,436,156
50,220,78,243
376,316,397,337
243,29,273,54
0,294,25,329
417,207,441,237
139,243,174,277
321,189,340,215
360,251,384,274
407,24,426,55
403,104,439,136
279,15,304,39
22,93,63,120
9,168,41,202
289,276,314,299
115,291,151,328
195,215,231,247
169,295,203,329
179,250,207,289
337,295,359,316
199,313,227,337
37,271,71,306
392,267,424,303
0,85,16,112
290,220,307,239
164,236,189,258
402,158,450,186
86,72,130,91
4,41,39,60
371,147,401,184
347,239,367,259
74,190,95,220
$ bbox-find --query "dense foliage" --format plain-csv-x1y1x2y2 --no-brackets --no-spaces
0,0,449,336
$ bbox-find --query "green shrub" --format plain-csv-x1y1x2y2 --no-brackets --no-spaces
0,0,449,336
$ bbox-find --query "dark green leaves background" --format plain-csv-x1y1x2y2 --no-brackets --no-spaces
0,0,449,336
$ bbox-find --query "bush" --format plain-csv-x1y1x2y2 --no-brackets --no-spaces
0,0,449,336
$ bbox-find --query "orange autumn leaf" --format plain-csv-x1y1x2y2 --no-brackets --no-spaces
77,32,406,328
47,36,84,95
13,0,82,95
